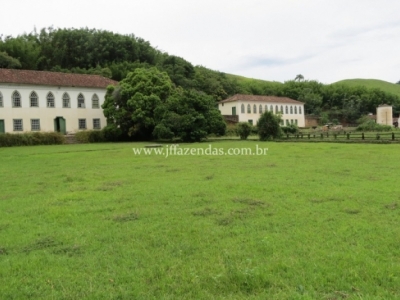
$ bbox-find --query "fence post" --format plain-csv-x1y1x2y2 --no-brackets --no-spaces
392,132,395,141
320,133,323,139
347,133,350,140
308,134,310,139
334,134,337,139
287,134,289,139
362,133,364,140
376,133,380,140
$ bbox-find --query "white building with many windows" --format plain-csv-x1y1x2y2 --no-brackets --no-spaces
218,94,305,127
0,69,117,134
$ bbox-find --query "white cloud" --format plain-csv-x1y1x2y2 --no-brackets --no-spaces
2,0,400,83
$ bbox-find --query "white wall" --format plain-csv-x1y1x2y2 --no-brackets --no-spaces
219,101,305,127
0,83,108,133
376,106,393,126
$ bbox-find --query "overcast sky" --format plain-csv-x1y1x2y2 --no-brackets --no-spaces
2,0,400,84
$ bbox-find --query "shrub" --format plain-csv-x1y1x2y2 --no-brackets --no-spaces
281,124,299,134
0,132,65,147
237,122,253,140
102,124,123,141
257,111,283,141
225,124,238,136
356,119,392,132
75,130,106,143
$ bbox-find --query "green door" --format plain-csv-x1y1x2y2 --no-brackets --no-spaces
54,117,67,135
232,107,236,116
59,118,66,135
0,120,4,133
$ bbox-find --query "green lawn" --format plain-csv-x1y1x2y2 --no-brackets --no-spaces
1,141,399,299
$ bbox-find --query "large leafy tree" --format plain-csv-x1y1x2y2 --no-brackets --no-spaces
102,67,173,139
153,89,226,142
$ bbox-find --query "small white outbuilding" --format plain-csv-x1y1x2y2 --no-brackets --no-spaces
376,104,393,126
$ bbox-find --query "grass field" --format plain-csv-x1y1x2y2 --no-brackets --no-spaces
333,79,400,98
1,141,399,299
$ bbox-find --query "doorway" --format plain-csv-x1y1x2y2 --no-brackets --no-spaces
0,120,4,133
54,117,66,135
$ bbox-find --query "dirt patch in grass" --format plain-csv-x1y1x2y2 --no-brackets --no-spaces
385,203,398,210
52,245,83,256
97,180,124,191
113,212,139,222
192,207,221,217
23,236,61,253
233,197,269,207
0,223,10,231
343,208,361,215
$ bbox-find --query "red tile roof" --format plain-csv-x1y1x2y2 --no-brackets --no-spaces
0,68,118,88
219,94,304,104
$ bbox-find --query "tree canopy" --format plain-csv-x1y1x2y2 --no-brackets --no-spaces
103,67,225,141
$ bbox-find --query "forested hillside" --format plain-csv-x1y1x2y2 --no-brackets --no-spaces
1,27,400,123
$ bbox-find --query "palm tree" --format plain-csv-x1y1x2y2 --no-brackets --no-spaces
294,74,304,82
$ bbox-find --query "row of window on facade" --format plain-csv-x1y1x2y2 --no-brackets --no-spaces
11,118,101,132
0,91,100,108
241,104,302,115
248,119,298,126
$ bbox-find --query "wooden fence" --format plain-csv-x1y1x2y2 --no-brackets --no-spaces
284,131,400,142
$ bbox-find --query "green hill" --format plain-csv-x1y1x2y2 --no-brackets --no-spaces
225,73,282,94
225,73,282,85
333,79,400,98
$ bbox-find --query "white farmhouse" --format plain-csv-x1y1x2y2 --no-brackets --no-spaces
218,94,305,127
0,69,117,134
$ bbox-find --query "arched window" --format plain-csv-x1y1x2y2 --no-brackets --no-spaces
285,106,288,114
78,93,85,108
295,119,298,125
0,92,3,107
275,105,278,114
247,104,251,113
290,106,293,114
270,105,273,112
280,105,283,113
62,93,70,108
30,92,38,107
265,105,268,112
47,92,55,107
92,94,99,109
12,91,21,107
294,106,297,114
241,104,245,113
253,104,257,114
259,105,263,114
299,106,302,114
